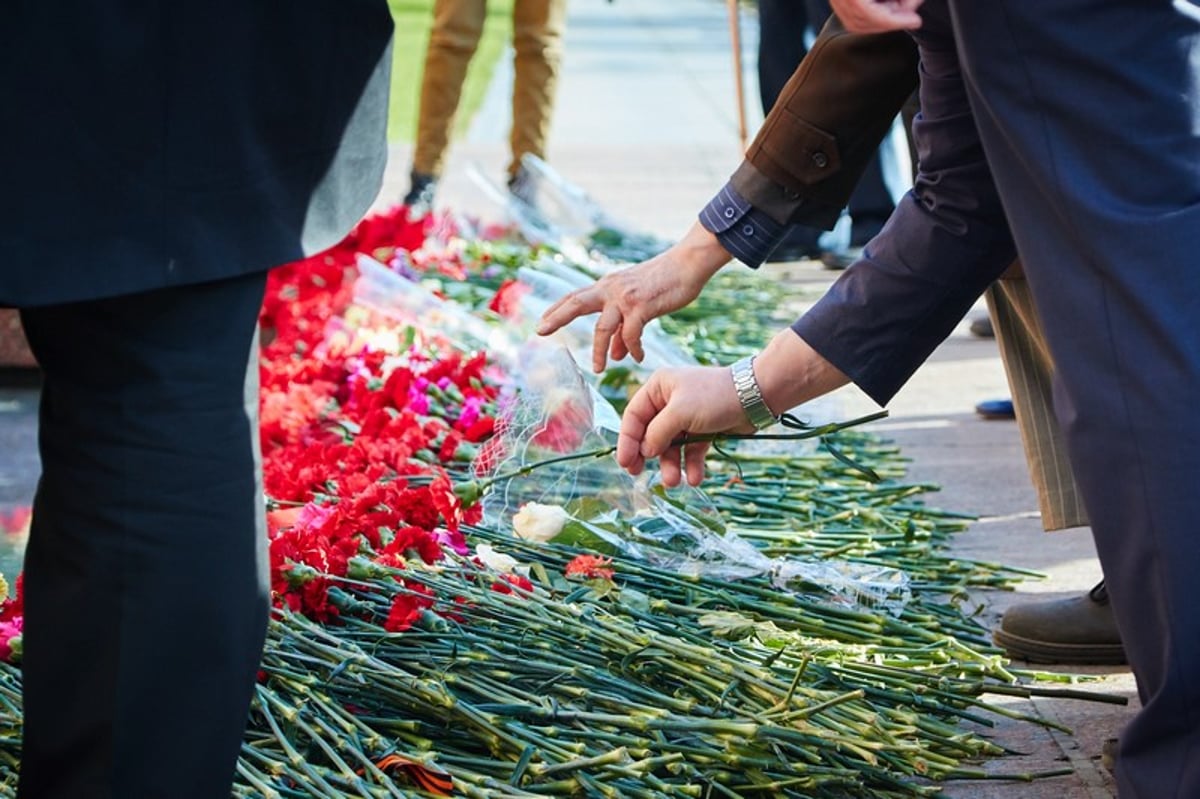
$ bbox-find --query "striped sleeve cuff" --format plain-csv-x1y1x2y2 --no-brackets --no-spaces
698,183,787,269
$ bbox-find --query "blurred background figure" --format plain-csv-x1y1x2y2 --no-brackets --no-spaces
404,0,568,212
756,0,908,266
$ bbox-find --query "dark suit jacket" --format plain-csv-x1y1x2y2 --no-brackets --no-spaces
0,1,393,307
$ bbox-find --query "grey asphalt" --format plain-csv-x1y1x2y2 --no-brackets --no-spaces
0,0,1136,795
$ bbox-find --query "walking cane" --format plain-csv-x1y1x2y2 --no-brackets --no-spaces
726,0,749,152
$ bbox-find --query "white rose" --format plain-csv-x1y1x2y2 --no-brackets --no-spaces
512,502,569,543
474,543,520,574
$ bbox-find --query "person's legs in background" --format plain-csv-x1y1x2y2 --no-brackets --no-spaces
17,271,270,798
756,0,810,122
508,0,567,202
406,0,488,210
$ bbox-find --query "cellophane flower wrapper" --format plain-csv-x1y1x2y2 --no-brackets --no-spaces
511,154,676,264
477,341,911,613
353,254,521,366
489,156,847,432
469,153,677,274
344,198,909,613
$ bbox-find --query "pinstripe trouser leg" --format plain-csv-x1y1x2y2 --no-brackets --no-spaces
986,276,1088,532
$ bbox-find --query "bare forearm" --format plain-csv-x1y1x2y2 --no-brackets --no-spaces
755,328,851,417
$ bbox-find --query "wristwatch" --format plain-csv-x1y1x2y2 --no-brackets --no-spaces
730,356,778,430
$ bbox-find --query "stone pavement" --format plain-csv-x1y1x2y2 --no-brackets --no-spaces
0,0,1137,795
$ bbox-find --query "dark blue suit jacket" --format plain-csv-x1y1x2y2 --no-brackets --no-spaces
0,1,393,307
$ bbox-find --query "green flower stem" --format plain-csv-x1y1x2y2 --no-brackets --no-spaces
943,766,1077,782
254,686,347,798
527,747,630,778
234,758,285,799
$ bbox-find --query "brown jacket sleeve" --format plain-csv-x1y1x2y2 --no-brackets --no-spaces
733,16,919,227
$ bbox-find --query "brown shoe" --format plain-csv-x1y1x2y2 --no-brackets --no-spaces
993,581,1127,664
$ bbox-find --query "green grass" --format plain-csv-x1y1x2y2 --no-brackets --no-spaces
387,0,516,144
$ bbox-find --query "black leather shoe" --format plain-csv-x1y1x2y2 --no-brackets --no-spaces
993,581,1126,664
403,171,438,212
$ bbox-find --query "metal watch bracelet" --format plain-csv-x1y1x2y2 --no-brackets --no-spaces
730,355,778,430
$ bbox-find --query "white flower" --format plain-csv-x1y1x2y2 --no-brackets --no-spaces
475,543,520,574
512,502,569,542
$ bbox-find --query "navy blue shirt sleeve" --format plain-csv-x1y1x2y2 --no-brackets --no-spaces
698,183,787,269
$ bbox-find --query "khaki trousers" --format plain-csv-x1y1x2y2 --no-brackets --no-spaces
413,0,567,179
986,274,1088,531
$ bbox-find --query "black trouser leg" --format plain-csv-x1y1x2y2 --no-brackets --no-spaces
17,271,269,799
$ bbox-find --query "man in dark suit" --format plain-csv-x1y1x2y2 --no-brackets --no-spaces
1,4,393,796
824,3,1200,794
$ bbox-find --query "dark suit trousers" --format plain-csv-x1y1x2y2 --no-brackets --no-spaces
17,271,270,798
935,2,1200,795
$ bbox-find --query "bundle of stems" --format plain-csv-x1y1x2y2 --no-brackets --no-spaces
0,217,1122,797
698,431,1042,594
230,546,1118,798
0,663,18,797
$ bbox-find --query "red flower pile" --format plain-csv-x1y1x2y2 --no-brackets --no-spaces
259,206,532,625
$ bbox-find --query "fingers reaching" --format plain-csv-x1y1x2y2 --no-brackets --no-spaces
592,306,623,373
537,288,596,337
621,311,647,364
682,439,711,487
537,260,677,373
617,366,749,487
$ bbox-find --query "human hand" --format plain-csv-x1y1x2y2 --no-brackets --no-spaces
617,329,853,487
536,222,729,373
616,364,754,487
829,0,923,32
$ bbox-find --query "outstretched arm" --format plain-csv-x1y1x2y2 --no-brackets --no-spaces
537,19,921,369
